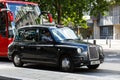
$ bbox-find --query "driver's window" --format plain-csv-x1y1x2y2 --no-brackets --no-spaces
39,28,53,42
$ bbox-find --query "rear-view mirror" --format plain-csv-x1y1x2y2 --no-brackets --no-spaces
8,11,14,22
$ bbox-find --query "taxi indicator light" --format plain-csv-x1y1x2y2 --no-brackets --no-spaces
47,13,53,23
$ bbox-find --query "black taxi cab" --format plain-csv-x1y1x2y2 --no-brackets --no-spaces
8,25,104,72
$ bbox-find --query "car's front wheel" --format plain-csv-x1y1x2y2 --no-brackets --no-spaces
87,64,100,69
60,55,74,72
13,54,23,67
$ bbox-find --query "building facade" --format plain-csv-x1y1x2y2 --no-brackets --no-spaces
94,5,120,39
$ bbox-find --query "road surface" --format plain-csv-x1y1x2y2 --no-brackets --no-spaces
0,49,120,80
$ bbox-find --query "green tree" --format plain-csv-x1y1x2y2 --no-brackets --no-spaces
25,0,120,28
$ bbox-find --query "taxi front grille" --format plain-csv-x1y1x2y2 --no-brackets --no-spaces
89,46,99,60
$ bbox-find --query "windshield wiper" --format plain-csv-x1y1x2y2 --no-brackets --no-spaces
63,39,74,41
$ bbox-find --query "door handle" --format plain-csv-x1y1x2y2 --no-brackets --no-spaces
36,47,41,50
21,46,24,49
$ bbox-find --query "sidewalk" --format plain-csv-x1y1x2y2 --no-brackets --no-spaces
83,39,120,51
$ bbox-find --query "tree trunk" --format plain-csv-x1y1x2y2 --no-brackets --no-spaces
57,2,62,24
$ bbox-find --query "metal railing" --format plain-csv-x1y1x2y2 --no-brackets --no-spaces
99,16,120,26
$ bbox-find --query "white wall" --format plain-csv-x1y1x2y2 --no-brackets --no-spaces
114,25,120,39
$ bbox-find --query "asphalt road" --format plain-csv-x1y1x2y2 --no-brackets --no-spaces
0,49,120,80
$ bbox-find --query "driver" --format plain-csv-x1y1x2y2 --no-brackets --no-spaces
42,31,53,41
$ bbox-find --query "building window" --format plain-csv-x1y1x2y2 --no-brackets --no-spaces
100,26,113,39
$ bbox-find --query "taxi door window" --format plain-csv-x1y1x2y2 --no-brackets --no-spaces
23,29,38,42
39,28,53,42
16,28,39,42
15,29,25,41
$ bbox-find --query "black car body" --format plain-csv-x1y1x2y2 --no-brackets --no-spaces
8,25,104,72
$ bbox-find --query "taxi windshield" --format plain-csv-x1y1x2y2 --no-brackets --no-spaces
51,27,78,41
7,3,41,28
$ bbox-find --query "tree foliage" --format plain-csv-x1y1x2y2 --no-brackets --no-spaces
109,0,120,5
25,0,120,28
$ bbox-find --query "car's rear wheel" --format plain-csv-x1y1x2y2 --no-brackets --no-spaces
13,54,23,67
87,64,100,69
60,55,74,72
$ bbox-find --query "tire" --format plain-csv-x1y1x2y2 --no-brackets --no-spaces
13,54,23,67
60,55,74,72
87,64,100,69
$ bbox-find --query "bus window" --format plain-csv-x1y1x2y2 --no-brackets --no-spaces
0,11,7,37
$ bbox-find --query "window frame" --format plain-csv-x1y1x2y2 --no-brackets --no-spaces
15,27,39,42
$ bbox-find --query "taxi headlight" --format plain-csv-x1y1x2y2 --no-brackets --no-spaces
77,48,82,54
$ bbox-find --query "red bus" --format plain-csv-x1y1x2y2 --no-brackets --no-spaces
0,0,52,57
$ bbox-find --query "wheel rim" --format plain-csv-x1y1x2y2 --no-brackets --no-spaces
61,58,70,70
14,55,20,65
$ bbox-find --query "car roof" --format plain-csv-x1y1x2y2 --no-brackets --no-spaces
17,25,57,30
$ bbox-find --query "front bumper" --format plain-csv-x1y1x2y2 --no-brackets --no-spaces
73,56,104,67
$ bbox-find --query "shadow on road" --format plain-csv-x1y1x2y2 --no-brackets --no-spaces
23,63,59,72
75,68,120,76
0,57,10,62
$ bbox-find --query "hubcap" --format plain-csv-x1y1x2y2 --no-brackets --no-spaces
62,58,70,70
14,55,20,65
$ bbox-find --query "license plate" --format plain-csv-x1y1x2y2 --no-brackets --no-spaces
91,60,100,65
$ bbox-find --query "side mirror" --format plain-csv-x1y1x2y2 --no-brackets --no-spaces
8,11,14,22
47,13,53,23
0,8,14,22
